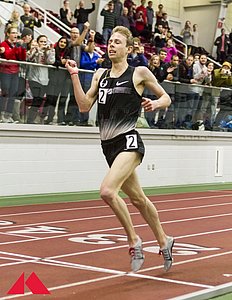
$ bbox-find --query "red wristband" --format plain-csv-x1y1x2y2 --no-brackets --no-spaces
70,71,79,76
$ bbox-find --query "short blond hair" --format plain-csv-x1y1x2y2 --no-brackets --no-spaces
111,26,133,46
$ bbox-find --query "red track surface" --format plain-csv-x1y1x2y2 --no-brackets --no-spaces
0,190,231,299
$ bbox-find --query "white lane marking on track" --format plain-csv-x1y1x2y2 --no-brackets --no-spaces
0,202,232,231
0,232,39,239
1,248,232,277
47,227,232,259
0,251,215,300
0,193,231,218
0,212,232,245
1,248,232,298
223,274,232,277
37,259,213,288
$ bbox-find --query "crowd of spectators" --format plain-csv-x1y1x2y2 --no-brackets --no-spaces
0,1,232,131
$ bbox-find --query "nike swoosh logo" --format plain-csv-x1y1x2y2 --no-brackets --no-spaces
116,80,129,86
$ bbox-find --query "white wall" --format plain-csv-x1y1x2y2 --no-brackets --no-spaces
1,125,232,196
181,2,221,54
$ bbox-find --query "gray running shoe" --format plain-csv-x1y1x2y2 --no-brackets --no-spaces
159,236,175,272
129,236,145,272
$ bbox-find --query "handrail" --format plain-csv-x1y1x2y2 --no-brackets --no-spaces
0,58,95,73
172,36,188,58
1,58,230,92
207,56,222,68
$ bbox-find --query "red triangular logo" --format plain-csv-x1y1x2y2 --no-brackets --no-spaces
25,272,50,294
7,273,25,294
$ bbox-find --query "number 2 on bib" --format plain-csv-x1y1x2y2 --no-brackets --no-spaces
125,134,138,149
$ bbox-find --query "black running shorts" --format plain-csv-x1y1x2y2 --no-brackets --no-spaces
101,130,145,167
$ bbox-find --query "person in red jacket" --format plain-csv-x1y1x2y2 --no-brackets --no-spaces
0,26,27,123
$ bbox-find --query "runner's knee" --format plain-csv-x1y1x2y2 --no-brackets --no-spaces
100,185,116,203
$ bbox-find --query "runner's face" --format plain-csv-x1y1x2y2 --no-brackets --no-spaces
107,32,128,61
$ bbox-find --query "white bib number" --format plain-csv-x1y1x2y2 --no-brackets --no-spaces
99,88,108,104
125,134,138,149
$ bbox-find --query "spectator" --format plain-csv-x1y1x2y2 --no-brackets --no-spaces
135,0,149,40
74,0,95,34
13,27,33,123
212,61,232,128
164,54,179,81
161,55,180,128
163,38,178,63
124,0,135,11
65,24,94,125
43,36,72,125
181,20,192,48
152,23,166,53
193,53,208,84
177,55,198,129
193,52,200,63
161,13,169,30
214,28,230,64
100,1,117,44
78,36,103,126
158,48,167,65
135,10,147,39
127,37,148,67
136,0,147,22
198,61,216,130
113,0,123,19
0,26,27,123
146,1,154,39
213,61,232,87
144,54,161,128
26,35,55,124
147,54,164,82
128,6,138,37
191,53,208,128
20,3,42,35
60,0,73,29
5,10,24,37
118,7,130,29
179,55,196,85
191,24,199,55
155,3,165,28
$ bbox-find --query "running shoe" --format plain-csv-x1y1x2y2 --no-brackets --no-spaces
129,236,145,272
159,236,175,272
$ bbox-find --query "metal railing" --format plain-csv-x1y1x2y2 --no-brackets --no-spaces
0,58,231,131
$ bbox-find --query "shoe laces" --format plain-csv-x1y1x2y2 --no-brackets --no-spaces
129,245,143,259
159,248,171,260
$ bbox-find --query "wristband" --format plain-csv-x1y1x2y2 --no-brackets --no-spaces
70,71,79,76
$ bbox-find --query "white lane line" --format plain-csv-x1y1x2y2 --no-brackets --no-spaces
0,232,39,239
0,227,229,279
1,247,232,299
46,227,232,259
0,274,122,300
169,281,232,300
0,193,231,218
0,212,232,246
0,252,214,300
0,202,231,231
36,259,213,289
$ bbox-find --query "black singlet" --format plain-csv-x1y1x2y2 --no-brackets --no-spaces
97,66,142,141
